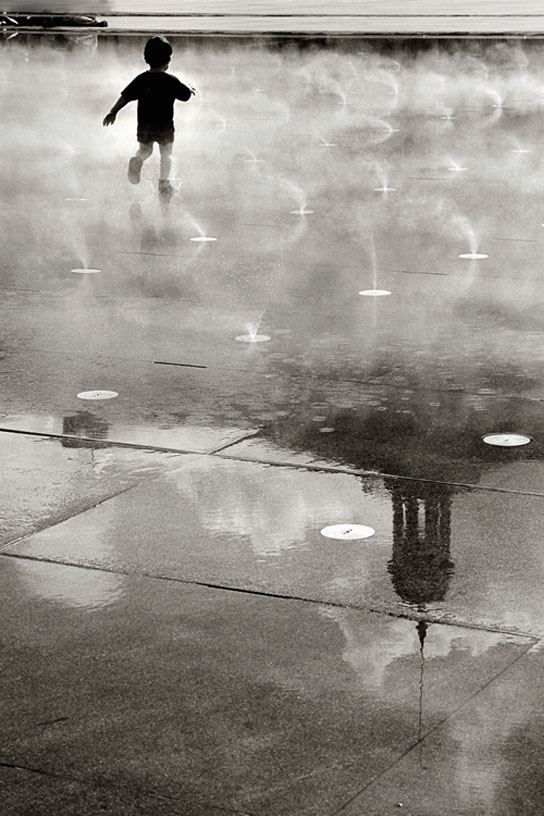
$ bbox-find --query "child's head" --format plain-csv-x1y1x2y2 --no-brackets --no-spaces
144,36,173,69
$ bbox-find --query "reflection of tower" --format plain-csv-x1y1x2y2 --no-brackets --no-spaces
385,479,455,609
417,619,427,768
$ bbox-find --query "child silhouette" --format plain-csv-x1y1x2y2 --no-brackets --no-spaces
103,36,195,202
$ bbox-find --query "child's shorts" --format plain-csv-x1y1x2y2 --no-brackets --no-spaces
137,125,175,146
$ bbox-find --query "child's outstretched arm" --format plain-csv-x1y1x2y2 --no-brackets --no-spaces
102,95,128,126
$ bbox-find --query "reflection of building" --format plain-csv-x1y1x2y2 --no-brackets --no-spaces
61,411,108,449
385,478,455,609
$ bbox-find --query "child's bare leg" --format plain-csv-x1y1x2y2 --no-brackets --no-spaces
159,142,173,180
136,142,153,162
128,142,152,185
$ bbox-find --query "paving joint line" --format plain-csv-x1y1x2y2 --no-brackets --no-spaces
0,761,255,816
19,30,544,39
2,425,544,499
0,551,538,640
213,450,544,498
0,426,207,457
0,478,159,553
328,640,537,816
207,430,262,455
94,12,544,18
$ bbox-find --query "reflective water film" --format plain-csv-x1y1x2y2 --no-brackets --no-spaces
3,30,544,816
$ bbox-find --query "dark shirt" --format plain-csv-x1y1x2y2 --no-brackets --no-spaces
121,71,192,130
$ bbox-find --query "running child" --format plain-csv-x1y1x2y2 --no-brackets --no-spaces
103,36,195,201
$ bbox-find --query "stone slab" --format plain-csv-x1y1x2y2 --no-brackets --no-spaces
339,642,544,816
0,431,187,547
0,557,531,816
6,456,544,635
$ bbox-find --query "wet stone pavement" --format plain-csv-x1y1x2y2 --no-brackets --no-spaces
3,29,544,816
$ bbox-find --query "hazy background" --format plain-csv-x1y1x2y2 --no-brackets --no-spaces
6,1,544,16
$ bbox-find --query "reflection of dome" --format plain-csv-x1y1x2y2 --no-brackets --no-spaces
385,479,455,607
61,411,109,448
262,398,488,484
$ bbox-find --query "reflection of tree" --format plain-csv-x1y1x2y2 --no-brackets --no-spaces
260,394,498,483
385,478,455,609
61,411,108,449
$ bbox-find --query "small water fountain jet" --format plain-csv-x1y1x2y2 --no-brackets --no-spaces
511,143,531,154
283,179,314,214
69,235,101,274
475,86,504,128
372,163,396,193
368,118,401,146
71,267,101,274
358,231,392,296
244,149,265,164
483,86,504,110
188,214,217,242
447,159,468,173
331,81,348,107
459,225,488,259
235,320,271,344
375,69,400,102
381,120,401,135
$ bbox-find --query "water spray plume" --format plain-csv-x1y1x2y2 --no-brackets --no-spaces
245,149,264,163
447,158,468,172
235,318,271,343
187,213,217,242
480,84,503,110
281,177,313,214
357,229,392,296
